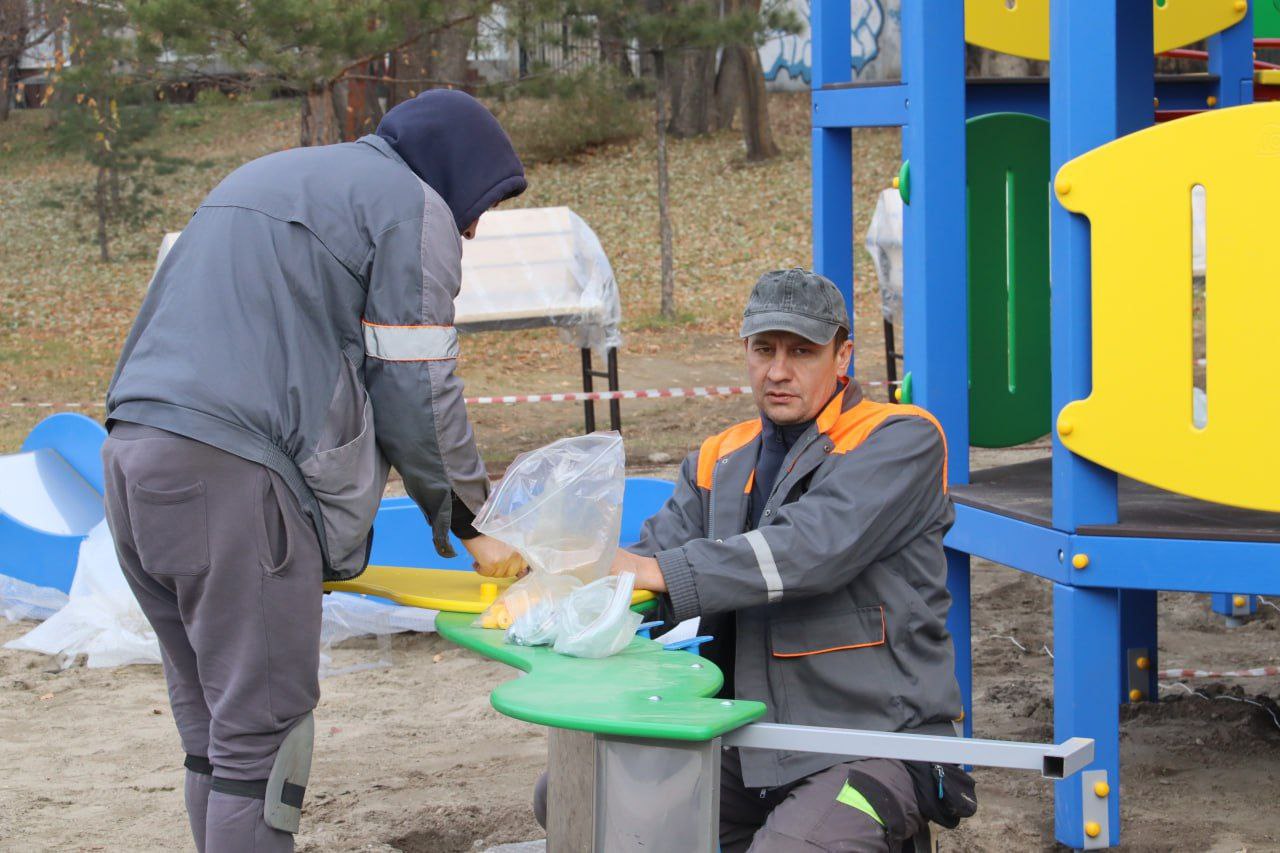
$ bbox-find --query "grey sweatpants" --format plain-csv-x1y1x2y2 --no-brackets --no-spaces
103,423,322,853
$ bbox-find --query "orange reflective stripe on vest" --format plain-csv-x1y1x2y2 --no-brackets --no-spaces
696,419,762,490
696,397,947,493
825,400,949,493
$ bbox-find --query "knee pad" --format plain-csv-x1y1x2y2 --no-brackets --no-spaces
185,754,213,776
209,713,314,835
264,713,314,833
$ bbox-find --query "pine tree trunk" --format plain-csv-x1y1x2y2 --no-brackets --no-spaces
94,165,110,262
668,46,717,137
738,42,780,161
300,83,341,147
655,49,676,320
713,45,744,132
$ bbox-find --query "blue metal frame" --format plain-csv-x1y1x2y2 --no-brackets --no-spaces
809,2,1266,849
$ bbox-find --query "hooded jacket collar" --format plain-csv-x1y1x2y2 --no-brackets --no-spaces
374,89,527,234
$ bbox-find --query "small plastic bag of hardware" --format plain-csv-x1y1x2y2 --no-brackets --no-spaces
552,572,642,659
487,573,582,644
474,433,625,633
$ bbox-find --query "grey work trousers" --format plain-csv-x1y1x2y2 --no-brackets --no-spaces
531,747,923,852
103,423,323,853
720,748,924,853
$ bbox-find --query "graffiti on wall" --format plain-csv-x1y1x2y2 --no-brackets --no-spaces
759,0,889,86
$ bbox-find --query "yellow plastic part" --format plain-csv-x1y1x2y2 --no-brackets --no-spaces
1233,594,1248,608
1085,821,1102,839
1071,553,1090,570
1136,656,1151,670
1256,69,1280,87
1055,103,1280,513
1129,688,1144,702
1094,781,1111,799
964,0,1247,62
325,565,655,614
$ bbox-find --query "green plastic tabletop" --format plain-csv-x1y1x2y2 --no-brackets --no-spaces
435,611,767,741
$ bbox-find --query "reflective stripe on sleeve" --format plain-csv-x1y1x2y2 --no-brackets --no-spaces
363,321,459,361
743,529,783,603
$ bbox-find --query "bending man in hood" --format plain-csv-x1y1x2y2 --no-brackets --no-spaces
102,90,526,853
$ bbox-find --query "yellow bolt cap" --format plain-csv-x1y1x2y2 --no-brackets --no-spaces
1233,594,1247,608
1058,420,1073,437
1054,177,1071,195
894,387,902,402
1072,553,1090,570
1207,95,1219,107
1129,688,1144,702
1235,0,1247,11
1137,656,1150,670
1085,821,1102,839
891,176,900,189
1094,781,1111,798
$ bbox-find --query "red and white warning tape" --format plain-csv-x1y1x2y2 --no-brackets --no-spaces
6,401,103,409
465,385,753,405
6,380,902,411
1158,666,1280,679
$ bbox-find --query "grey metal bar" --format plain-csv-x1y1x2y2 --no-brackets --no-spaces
721,722,1094,780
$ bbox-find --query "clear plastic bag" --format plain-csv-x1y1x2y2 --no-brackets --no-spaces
553,572,643,659
474,433,629,657
475,432,625,581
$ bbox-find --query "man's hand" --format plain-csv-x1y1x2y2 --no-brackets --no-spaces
462,534,526,578
610,549,667,593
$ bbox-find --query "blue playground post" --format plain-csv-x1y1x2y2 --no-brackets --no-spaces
1206,9,1259,628
810,0,854,377
1054,584,1121,849
900,0,973,739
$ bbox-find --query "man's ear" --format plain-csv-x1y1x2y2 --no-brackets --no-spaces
835,338,854,374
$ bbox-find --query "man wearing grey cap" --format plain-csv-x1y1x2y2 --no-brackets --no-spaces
607,268,969,851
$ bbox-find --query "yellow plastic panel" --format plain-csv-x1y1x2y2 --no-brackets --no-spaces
964,0,1248,62
1053,102,1280,512
325,565,653,614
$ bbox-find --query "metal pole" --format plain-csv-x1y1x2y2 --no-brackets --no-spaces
721,722,1094,780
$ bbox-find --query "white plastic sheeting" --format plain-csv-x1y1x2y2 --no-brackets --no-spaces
456,207,622,353
6,521,159,668
3,521,439,676
154,206,622,354
865,189,903,325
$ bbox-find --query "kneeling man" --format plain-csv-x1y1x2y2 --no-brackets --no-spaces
612,268,965,852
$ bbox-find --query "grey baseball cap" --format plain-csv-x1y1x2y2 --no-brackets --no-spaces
739,268,850,344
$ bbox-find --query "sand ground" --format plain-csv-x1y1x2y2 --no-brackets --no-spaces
2,544,1279,852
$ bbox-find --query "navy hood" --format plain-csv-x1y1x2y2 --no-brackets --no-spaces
375,89,527,233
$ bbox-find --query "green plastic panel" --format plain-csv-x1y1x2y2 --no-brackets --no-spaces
1257,0,1280,39
435,611,767,741
967,112,1052,448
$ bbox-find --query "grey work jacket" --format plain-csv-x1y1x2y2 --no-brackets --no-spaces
630,380,963,788
105,135,486,579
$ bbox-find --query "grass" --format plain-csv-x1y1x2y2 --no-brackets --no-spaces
0,92,900,456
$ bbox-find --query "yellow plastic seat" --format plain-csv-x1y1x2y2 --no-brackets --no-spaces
1054,102,1280,512
325,565,654,614
965,0,1246,62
